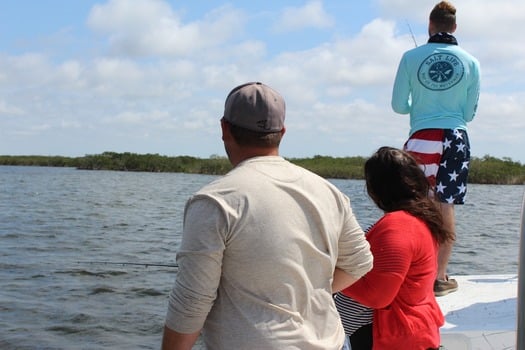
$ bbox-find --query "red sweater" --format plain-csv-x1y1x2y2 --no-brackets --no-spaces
341,211,444,350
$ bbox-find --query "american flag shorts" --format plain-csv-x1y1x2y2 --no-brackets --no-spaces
404,128,470,204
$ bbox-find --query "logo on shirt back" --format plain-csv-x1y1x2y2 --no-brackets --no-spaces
418,53,464,91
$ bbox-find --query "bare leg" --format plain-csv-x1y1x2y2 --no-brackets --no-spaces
437,203,455,281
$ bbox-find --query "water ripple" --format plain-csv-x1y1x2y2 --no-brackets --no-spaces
0,166,522,349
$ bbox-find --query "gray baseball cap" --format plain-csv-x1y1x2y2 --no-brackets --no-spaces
223,82,285,132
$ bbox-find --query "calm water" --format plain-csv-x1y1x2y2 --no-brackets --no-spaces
0,166,523,349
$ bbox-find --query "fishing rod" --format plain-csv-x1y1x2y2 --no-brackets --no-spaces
78,261,178,268
405,20,418,47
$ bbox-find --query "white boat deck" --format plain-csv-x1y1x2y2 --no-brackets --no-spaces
437,274,518,350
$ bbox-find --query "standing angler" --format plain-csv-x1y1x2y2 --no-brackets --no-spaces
391,1,481,296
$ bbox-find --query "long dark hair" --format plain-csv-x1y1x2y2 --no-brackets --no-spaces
364,146,454,244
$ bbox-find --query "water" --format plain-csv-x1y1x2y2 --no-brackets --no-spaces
0,166,523,349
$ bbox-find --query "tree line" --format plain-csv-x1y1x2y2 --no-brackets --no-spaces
0,151,523,185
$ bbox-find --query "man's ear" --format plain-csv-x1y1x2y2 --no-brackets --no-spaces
221,118,231,142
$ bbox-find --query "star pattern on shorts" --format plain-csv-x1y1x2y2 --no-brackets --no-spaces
440,160,447,168
436,182,447,193
461,161,469,169
443,138,452,150
457,182,467,194
453,129,463,140
456,142,466,153
446,195,455,203
448,170,459,182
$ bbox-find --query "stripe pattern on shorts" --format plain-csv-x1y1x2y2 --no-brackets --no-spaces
404,129,444,188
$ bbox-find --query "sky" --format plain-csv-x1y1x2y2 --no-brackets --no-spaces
1,0,524,163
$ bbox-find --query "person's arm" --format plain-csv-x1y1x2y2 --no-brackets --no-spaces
332,267,359,292
161,326,200,350
463,59,481,122
163,197,226,348
391,55,412,114
341,216,411,308
334,196,373,291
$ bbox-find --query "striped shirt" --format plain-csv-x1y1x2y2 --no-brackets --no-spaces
334,292,372,336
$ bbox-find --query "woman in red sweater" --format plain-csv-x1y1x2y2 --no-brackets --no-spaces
338,147,454,350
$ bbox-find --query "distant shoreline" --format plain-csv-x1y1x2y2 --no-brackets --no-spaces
1,152,524,185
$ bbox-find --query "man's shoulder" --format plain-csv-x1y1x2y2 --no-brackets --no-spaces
196,157,341,195
406,44,432,55
400,45,436,63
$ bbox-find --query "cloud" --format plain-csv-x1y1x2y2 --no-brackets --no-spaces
273,0,334,32
87,0,245,57
264,18,402,106
376,0,430,20
0,100,24,116
104,109,170,125
1,0,524,162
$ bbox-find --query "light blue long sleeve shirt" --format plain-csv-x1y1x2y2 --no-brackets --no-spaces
391,42,480,136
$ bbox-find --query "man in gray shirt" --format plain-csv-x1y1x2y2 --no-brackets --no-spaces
162,82,373,350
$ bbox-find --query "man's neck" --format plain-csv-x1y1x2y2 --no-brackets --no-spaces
230,148,279,167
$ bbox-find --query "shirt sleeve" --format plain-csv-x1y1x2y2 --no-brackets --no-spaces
165,196,226,333
391,54,412,115
341,214,412,308
335,197,373,279
463,59,481,122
